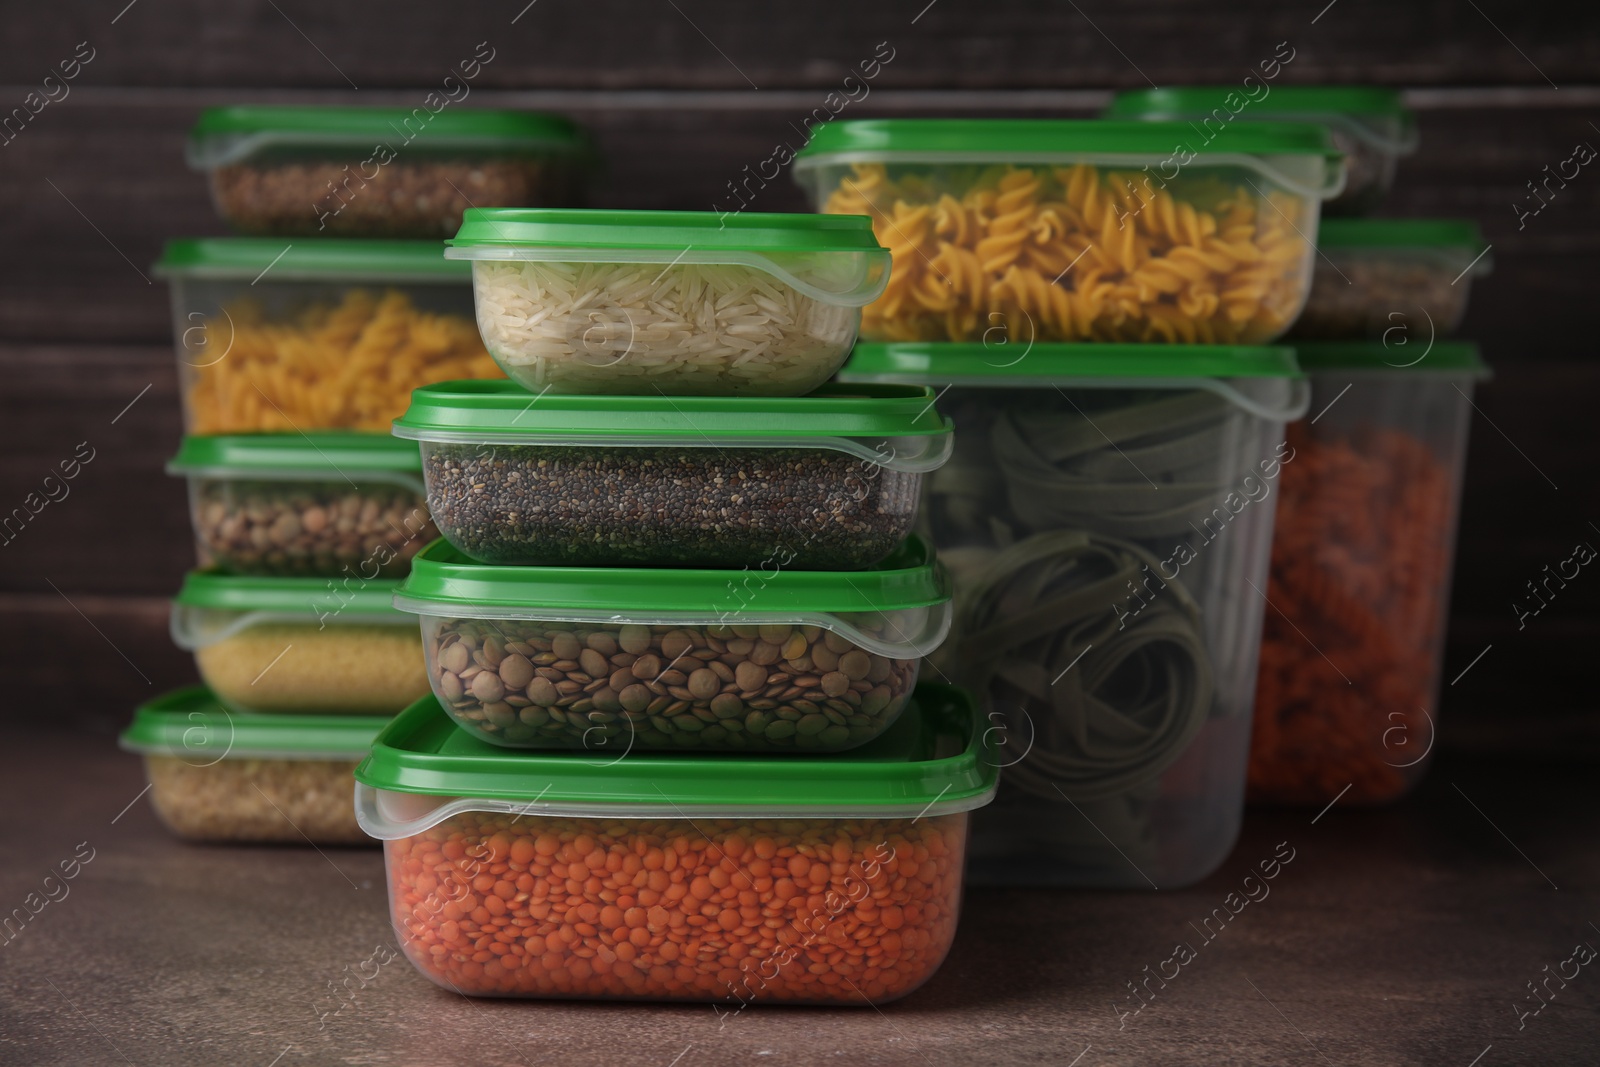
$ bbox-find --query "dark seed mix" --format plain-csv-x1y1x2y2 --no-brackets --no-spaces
429,619,919,752
1289,257,1468,340
423,444,921,569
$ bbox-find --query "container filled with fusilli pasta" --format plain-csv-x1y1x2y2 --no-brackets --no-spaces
1248,342,1488,806
840,342,1310,888
791,119,1343,346
154,239,504,433
444,208,891,396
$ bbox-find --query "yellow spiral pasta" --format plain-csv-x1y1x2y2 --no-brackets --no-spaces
821,162,1314,344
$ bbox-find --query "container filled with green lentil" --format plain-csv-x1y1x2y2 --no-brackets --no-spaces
391,535,952,753
391,380,952,569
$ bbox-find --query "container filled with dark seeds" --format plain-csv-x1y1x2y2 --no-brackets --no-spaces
168,434,437,577
391,535,952,752
391,380,953,569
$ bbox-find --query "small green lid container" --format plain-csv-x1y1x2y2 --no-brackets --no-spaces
153,238,467,282
1318,218,1489,255
167,433,423,479
1105,87,1417,152
120,686,384,761
174,571,406,618
447,208,884,254
354,681,996,822
1292,340,1491,375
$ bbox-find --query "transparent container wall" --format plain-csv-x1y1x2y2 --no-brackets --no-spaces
183,609,429,715
925,383,1288,888
383,808,968,1002
1322,117,1407,216
418,614,926,752
468,258,863,397
801,157,1323,344
205,146,587,239
144,754,368,844
186,475,436,577
1289,248,1475,341
1248,372,1476,805
418,440,921,569
168,276,500,434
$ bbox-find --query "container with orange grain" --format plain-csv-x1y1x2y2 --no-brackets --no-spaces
354,683,996,1004
1249,341,1488,805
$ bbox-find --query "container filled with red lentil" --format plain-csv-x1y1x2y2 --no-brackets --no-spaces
354,681,996,1003
391,535,951,753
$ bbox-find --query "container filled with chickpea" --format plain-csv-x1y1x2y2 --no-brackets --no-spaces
1249,342,1489,806
186,105,592,238
120,686,383,844
171,571,429,715
391,379,951,568
354,681,996,1002
168,433,436,577
1106,86,1415,216
153,238,503,434
790,118,1343,345
841,342,1309,888
391,535,952,753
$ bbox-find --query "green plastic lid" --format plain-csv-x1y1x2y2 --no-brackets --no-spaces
353,682,997,828
448,208,883,254
167,433,422,478
1293,340,1490,375
153,238,467,282
1105,87,1417,153
120,686,384,760
1319,218,1488,253
174,570,405,617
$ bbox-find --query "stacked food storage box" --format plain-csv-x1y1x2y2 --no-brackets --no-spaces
121,107,594,844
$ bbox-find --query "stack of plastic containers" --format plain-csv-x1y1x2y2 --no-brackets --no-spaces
798,117,1343,887
123,108,595,844
352,207,999,1004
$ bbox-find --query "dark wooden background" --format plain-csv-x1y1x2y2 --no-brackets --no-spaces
0,0,1595,749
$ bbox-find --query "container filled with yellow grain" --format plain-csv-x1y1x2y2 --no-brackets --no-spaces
170,570,428,715
152,238,503,433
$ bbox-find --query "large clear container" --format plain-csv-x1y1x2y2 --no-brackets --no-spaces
1106,87,1417,216
391,536,951,753
841,342,1309,888
1249,342,1488,805
119,687,383,844
391,380,952,569
791,119,1343,345
444,209,889,396
153,239,503,434
168,433,436,577
170,571,428,715
354,682,995,1003
1290,219,1491,340
187,106,592,238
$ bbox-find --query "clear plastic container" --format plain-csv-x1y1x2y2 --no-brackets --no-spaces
171,571,428,715
1249,342,1488,805
153,239,503,434
1106,86,1416,216
791,119,1343,345
187,106,592,238
1290,219,1491,340
119,686,383,844
391,536,951,753
841,342,1309,888
392,380,952,568
354,682,995,1003
168,433,436,577
443,209,889,396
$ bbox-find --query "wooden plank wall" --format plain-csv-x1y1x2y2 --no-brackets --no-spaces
0,0,1595,747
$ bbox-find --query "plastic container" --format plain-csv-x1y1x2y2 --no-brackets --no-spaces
354,681,995,1003
391,535,952,753
119,686,382,844
840,342,1309,888
187,106,591,238
391,380,952,568
153,239,502,434
1105,86,1416,216
168,433,436,577
443,209,890,395
1249,342,1488,806
791,118,1343,345
171,571,428,715
1290,219,1491,340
